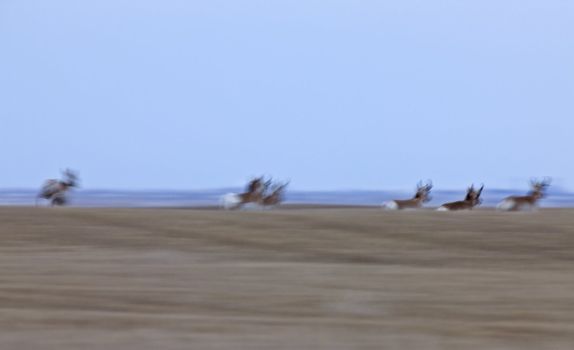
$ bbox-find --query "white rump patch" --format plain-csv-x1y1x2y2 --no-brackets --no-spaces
221,193,241,210
382,201,398,210
497,199,515,211
436,206,448,211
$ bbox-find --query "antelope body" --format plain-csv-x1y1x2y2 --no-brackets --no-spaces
437,184,484,211
497,178,551,211
383,181,432,210
221,177,265,210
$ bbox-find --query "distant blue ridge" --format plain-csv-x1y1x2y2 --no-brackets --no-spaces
1,189,573,208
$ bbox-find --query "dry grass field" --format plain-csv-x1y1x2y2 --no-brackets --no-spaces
0,207,573,349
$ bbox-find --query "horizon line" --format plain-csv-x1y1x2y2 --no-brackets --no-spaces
0,187,572,194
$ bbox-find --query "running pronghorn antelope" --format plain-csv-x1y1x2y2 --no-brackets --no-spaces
221,177,266,210
382,181,433,210
497,178,551,211
36,169,79,206
260,181,289,207
437,184,484,211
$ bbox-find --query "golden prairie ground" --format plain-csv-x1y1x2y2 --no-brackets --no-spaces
0,207,573,349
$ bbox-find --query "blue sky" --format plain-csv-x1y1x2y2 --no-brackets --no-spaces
1,0,572,190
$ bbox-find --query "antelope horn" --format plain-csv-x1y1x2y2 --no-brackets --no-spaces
477,184,484,195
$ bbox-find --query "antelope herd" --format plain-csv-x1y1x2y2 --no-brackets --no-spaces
216,176,549,212
33,170,554,212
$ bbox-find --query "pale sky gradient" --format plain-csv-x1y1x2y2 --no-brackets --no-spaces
1,0,572,190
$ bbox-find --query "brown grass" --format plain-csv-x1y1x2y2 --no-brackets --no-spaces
0,207,573,349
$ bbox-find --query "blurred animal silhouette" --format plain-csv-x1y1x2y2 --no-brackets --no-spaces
36,169,79,206
221,177,266,210
437,184,484,211
221,177,289,210
497,178,551,211
382,180,432,210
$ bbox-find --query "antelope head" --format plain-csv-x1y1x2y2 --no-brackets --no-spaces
270,181,289,200
465,184,484,206
62,169,79,188
262,177,274,193
529,177,551,199
414,180,433,203
276,181,289,194
246,176,264,194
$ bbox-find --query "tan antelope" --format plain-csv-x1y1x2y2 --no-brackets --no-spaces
382,181,433,210
36,169,79,206
497,178,551,211
221,177,266,210
437,184,484,211
260,181,289,207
